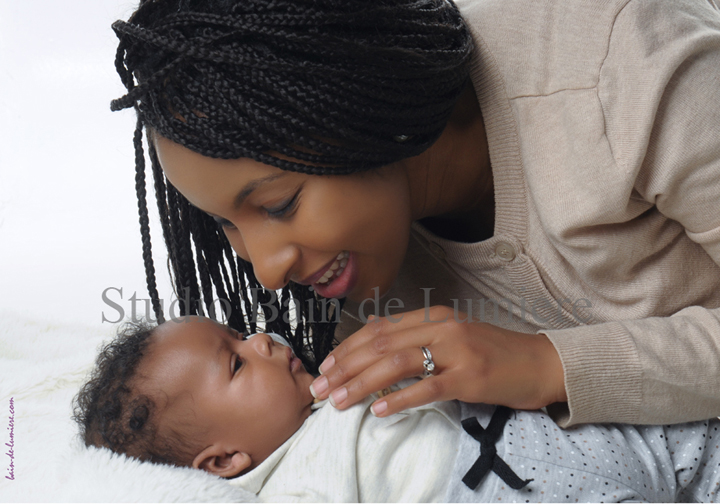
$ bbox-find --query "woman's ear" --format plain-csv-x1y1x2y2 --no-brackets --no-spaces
193,445,252,478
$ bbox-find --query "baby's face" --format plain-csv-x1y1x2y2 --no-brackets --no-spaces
140,317,315,468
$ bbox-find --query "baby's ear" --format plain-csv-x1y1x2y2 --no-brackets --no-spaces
193,446,252,478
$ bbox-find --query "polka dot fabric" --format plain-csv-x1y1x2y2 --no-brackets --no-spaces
669,420,720,501
446,403,720,502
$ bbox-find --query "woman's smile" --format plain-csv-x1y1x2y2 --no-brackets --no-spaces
312,251,349,285
298,251,348,285
309,251,357,299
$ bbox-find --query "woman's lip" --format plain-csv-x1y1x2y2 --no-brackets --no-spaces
298,254,343,285
311,251,357,299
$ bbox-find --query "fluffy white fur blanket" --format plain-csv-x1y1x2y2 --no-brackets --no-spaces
0,311,257,502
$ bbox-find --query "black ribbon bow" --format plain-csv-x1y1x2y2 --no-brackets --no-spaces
461,406,533,490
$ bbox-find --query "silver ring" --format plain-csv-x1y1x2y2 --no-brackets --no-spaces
421,346,435,377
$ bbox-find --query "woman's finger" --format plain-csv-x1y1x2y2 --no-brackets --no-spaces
369,375,455,417
316,315,389,374
311,325,441,402
324,345,440,410
319,306,454,373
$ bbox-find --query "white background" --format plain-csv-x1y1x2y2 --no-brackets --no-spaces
0,0,173,326
0,4,239,498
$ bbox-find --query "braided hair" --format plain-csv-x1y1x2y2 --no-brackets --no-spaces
73,322,203,467
111,0,474,371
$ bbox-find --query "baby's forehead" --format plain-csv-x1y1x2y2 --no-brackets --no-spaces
140,319,226,386
156,316,228,337
150,318,237,354
155,318,291,348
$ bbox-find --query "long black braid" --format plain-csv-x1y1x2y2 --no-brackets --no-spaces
111,0,473,371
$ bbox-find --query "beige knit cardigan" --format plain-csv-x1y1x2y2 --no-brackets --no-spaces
338,0,720,427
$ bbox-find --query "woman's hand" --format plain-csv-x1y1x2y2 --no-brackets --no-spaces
309,305,567,417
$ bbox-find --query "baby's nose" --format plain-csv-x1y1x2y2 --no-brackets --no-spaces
246,332,291,348
265,332,292,349
246,332,273,356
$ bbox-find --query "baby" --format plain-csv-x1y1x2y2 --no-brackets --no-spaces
74,317,720,502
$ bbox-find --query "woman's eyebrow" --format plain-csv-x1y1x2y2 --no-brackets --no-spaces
233,173,288,209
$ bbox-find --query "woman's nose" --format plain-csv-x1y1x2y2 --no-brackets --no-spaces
226,229,299,290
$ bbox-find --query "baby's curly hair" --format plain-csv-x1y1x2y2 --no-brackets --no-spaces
73,321,202,467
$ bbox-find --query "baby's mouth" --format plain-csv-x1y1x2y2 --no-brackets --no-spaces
315,251,349,285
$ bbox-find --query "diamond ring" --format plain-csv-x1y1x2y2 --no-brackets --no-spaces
421,346,435,377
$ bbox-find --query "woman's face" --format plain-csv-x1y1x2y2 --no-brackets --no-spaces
154,135,413,302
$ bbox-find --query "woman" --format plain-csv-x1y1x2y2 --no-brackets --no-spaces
111,0,720,428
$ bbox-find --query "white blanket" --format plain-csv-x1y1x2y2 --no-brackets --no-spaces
0,310,256,502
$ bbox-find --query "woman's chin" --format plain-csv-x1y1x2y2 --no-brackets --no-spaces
344,281,393,305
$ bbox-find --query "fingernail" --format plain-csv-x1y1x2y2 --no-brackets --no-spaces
329,387,347,408
319,355,335,375
371,400,387,417
310,376,328,398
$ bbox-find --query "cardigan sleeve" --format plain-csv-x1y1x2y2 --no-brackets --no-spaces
541,0,720,427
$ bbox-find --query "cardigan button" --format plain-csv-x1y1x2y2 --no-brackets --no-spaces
495,242,516,262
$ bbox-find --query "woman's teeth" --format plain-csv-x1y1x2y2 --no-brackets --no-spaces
316,251,349,285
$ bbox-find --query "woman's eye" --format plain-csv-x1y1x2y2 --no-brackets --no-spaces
233,355,243,374
212,216,236,230
263,190,300,218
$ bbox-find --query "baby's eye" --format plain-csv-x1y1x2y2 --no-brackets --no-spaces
233,355,243,374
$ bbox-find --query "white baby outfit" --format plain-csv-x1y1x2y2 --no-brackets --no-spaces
229,388,460,502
